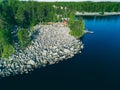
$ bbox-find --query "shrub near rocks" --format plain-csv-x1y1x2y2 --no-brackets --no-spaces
18,28,30,48
0,29,14,58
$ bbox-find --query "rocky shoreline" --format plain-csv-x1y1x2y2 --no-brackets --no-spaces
0,23,83,77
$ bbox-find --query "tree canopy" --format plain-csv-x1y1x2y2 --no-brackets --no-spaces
0,0,120,58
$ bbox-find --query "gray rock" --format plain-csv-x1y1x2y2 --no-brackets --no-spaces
27,60,35,66
42,50,47,56
27,65,32,69
70,48,74,51
63,49,70,54
52,53,58,56
81,44,84,49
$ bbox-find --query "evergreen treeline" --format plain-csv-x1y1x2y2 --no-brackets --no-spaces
53,2,120,12
0,0,120,58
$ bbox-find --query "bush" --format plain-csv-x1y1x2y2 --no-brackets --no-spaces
0,29,14,58
18,28,30,47
2,44,14,58
69,17,84,38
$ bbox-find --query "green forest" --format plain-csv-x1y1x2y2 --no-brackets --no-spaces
0,0,120,58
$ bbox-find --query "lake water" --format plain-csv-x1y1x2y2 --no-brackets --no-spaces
0,15,120,90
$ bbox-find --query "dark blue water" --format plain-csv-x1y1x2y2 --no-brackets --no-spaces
0,15,120,90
